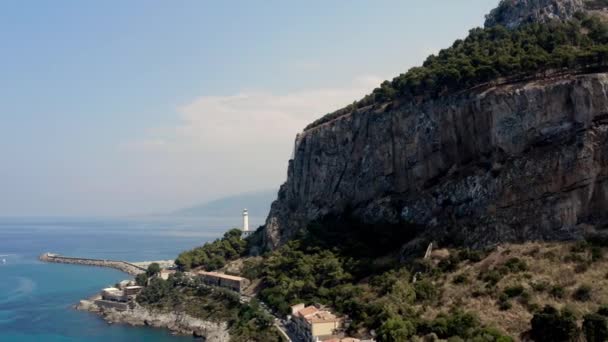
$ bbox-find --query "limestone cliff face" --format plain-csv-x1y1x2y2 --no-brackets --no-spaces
77,300,230,341
484,0,586,28
264,73,608,250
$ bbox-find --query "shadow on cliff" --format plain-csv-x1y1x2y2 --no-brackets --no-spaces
296,211,424,274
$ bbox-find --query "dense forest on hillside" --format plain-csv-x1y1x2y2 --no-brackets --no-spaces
306,13,608,130
240,229,608,341
175,229,247,271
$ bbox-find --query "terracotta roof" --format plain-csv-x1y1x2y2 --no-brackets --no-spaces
296,306,319,318
295,306,342,323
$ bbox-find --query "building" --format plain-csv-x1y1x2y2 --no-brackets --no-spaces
101,287,127,303
117,280,134,290
243,209,249,232
197,271,250,293
124,285,143,296
291,304,343,342
242,209,252,237
159,269,176,280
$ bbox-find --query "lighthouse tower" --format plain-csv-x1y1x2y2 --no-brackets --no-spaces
242,209,251,236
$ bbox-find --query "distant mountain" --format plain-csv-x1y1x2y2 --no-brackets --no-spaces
174,190,276,219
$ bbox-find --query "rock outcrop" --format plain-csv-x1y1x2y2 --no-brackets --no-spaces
484,0,586,28
264,72,608,251
77,300,230,341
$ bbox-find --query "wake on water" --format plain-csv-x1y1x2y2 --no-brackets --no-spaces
0,276,36,306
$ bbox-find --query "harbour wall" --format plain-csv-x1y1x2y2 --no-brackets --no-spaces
39,253,146,276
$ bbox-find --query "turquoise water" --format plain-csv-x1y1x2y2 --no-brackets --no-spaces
0,216,252,342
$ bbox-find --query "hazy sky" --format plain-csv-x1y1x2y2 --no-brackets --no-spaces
0,0,499,217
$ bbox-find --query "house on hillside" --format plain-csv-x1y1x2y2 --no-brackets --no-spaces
290,304,344,342
159,269,176,280
196,271,250,293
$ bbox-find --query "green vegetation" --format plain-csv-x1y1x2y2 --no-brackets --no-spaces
175,229,246,271
243,224,508,340
573,284,593,302
583,312,608,342
146,262,160,277
136,272,282,342
306,13,608,131
530,306,579,342
135,273,148,286
550,284,567,299
134,263,161,286
479,257,528,286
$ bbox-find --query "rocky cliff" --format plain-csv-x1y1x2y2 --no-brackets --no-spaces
77,300,230,340
264,72,608,251
484,0,586,28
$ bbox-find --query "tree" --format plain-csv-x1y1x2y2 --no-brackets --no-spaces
377,317,415,342
146,263,161,277
530,306,579,342
135,273,148,286
583,313,608,342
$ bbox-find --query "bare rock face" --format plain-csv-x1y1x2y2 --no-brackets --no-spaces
77,301,230,341
263,73,608,250
484,0,585,28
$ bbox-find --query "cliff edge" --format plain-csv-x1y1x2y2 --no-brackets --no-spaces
264,72,608,250
484,0,586,28
262,0,608,252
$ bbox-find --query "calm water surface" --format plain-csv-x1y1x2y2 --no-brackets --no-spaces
0,216,254,342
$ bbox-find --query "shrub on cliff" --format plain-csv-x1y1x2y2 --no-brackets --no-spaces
377,317,416,342
530,306,579,342
583,312,608,342
573,284,593,301
417,310,511,341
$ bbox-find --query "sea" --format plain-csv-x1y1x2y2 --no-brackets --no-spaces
0,216,257,342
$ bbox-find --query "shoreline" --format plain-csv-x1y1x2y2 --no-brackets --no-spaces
76,299,230,340
41,252,230,340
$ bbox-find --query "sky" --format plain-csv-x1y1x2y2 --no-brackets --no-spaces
0,0,499,217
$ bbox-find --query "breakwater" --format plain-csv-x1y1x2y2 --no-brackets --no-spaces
39,253,146,276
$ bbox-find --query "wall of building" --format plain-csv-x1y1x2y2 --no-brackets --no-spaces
311,321,340,337
94,300,128,311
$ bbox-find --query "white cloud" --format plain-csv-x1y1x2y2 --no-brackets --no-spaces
120,76,382,210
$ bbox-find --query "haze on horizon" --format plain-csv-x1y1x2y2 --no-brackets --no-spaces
0,0,498,217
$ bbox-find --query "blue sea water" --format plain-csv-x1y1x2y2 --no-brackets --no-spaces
0,216,253,342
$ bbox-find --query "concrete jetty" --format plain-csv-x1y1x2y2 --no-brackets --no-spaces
40,253,148,276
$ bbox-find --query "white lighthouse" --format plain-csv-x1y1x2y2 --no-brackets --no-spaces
242,209,250,236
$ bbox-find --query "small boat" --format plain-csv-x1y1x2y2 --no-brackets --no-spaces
1,259,6,264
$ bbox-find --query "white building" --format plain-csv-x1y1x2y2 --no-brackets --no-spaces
242,209,252,237
243,209,249,231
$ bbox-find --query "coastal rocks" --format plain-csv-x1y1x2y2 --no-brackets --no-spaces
263,73,608,251
77,301,230,341
484,0,586,29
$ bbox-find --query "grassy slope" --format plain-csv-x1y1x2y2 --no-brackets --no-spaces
424,242,608,338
